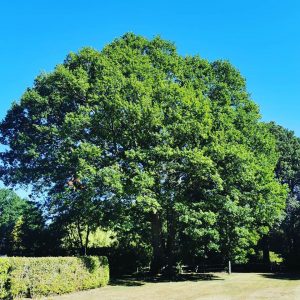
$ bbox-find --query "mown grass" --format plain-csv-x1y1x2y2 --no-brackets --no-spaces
44,272,300,300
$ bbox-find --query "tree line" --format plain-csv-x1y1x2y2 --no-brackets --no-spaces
0,33,299,274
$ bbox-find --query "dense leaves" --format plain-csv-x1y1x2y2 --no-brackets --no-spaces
0,256,109,298
267,123,300,268
0,189,26,254
0,33,287,272
0,189,46,256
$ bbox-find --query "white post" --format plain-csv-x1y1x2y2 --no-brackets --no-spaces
228,260,231,275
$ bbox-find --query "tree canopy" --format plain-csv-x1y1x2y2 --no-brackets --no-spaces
0,188,46,256
0,188,26,254
0,33,287,273
266,122,300,268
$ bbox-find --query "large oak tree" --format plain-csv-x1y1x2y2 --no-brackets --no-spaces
0,33,286,273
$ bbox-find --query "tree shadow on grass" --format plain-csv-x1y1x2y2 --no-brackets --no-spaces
260,273,300,280
110,273,224,287
109,278,145,287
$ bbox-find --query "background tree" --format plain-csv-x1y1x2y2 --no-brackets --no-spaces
0,33,287,273
0,188,27,254
0,188,46,255
14,201,46,256
266,122,300,268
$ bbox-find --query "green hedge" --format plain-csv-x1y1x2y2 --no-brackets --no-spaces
0,256,109,299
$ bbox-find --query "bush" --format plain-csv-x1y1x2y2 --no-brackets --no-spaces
0,256,109,299
0,259,10,299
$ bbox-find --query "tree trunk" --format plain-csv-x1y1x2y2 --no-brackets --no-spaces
76,220,84,254
166,209,176,277
150,212,164,275
262,235,270,267
84,225,90,256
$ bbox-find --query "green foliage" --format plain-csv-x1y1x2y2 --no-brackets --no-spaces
61,224,117,250
0,256,109,299
256,250,283,263
268,122,300,187
269,251,283,263
0,259,9,299
88,228,117,248
10,217,24,254
0,33,287,270
0,189,27,254
0,188,47,256
266,122,300,267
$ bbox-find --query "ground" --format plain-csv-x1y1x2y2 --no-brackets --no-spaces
46,273,300,300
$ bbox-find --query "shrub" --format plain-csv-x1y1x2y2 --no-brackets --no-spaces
0,259,10,299
0,256,109,299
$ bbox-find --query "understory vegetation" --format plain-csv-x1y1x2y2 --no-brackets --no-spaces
0,33,299,276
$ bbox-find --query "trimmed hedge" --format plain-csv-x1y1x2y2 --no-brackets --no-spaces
0,256,109,299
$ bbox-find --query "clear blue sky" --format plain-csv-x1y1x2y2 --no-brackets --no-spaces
0,0,299,136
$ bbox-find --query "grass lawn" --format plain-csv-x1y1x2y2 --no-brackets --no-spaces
46,273,300,300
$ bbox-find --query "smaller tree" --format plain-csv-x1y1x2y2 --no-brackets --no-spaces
0,188,47,256
267,123,300,268
0,188,27,254
10,217,25,254
17,201,46,256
